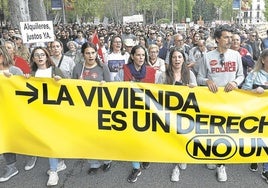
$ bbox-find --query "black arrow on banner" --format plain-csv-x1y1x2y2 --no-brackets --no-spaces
15,82,38,104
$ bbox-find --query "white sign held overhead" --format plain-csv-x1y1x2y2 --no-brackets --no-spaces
94,17,100,25
123,15,143,24
20,21,54,44
175,23,186,32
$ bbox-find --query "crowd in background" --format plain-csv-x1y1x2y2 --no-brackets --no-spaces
0,22,268,186
0,22,266,67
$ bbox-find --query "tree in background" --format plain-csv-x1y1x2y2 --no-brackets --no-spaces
28,0,47,21
264,0,268,21
74,0,103,23
1,0,267,28
177,0,186,22
9,0,30,28
135,0,171,24
192,0,217,23
206,0,234,21
6,0,46,28
185,0,193,22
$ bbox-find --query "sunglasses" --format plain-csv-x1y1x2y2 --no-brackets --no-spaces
12,37,20,40
219,53,224,66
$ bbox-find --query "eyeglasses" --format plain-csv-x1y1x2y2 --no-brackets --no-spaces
34,53,46,58
150,33,156,35
251,35,256,37
219,53,224,66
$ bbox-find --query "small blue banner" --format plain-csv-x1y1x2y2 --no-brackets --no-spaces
51,0,62,10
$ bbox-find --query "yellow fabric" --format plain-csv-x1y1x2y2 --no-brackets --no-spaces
0,75,267,163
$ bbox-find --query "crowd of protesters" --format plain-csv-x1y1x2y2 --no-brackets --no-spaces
0,21,268,186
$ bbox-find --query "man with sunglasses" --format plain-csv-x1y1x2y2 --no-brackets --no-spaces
147,29,156,46
165,33,191,65
246,31,261,61
197,24,244,182
121,26,136,43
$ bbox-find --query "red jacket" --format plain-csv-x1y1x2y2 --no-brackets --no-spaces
14,55,31,74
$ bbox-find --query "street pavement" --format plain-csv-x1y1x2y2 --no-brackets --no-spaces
0,154,267,188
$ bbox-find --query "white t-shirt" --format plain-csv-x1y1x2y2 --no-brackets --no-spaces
106,52,128,81
0,70,9,75
35,67,52,78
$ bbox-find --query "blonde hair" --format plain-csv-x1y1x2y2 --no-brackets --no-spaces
4,40,17,51
0,45,15,67
148,44,159,52
4,40,20,57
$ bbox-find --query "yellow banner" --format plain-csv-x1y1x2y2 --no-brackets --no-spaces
0,75,268,163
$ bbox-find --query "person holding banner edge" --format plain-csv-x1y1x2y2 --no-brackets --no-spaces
114,44,158,183
157,47,197,182
197,24,244,182
72,42,112,175
242,48,268,183
27,46,66,187
0,46,32,183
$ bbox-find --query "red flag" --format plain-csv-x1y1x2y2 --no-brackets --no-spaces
92,31,104,63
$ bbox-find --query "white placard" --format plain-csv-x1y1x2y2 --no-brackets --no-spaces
123,15,143,24
20,21,54,44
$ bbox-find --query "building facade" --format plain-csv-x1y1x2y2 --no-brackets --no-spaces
242,0,265,24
